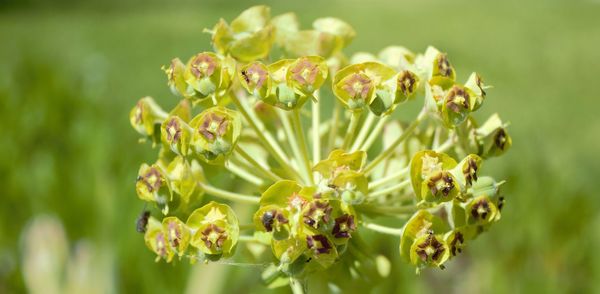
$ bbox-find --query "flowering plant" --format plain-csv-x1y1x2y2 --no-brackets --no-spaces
130,5,511,292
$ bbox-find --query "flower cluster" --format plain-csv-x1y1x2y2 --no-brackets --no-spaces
129,5,511,291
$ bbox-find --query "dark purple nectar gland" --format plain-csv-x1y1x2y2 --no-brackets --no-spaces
494,129,508,150
198,113,228,142
342,73,373,101
155,232,169,258
398,70,417,96
140,167,163,193
497,196,505,211
166,118,182,143
332,214,356,238
303,200,333,228
306,234,332,255
416,232,446,263
437,53,453,77
463,158,479,186
167,220,183,248
190,53,217,79
136,211,150,233
449,232,464,256
261,210,288,232
290,58,319,87
200,223,228,251
445,86,470,113
471,198,491,220
427,171,455,198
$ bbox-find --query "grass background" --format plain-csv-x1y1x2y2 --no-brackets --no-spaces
1,0,599,292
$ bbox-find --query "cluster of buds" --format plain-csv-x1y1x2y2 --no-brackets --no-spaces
129,5,512,291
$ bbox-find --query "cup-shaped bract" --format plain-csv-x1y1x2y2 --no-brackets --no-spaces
144,217,175,262
286,56,328,97
189,107,242,164
313,149,366,180
253,205,291,240
466,195,499,225
409,232,450,270
464,72,487,111
162,216,191,258
135,163,172,205
130,97,168,140
395,70,420,104
163,58,187,97
333,62,396,113
444,229,467,258
420,170,460,203
161,116,192,156
476,114,512,158
429,51,456,89
239,61,271,99
210,5,275,62
450,154,483,190
410,150,458,200
399,210,448,264
165,156,204,208
332,170,368,205
441,85,476,127
183,52,234,102
378,46,415,71
261,59,308,110
187,201,240,258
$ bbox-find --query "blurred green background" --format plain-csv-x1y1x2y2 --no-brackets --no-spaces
1,0,599,293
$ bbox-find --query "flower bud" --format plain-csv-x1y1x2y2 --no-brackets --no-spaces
239,61,271,99
332,170,368,205
162,216,191,258
162,58,187,97
189,107,242,164
129,97,168,140
165,156,204,207
183,52,233,102
410,150,458,200
187,201,240,258
210,5,275,62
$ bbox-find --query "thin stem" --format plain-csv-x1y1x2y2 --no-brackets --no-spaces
292,109,314,185
327,103,341,151
361,222,403,236
277,109,310,184
369,179,411,198
434,136,455,153
360,115,388,151
225,161,264,186
290,277,306,294
200,183,260,204
312,95,321,163
235,145,283,182
230,94,302,181
342,111,362,150
363,109,427,175
238,235,259,242
350,111,376,151
369,166,409,190
356,204,416,215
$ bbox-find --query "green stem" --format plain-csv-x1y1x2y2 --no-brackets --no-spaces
342,111,362,151
356,204,416,216
238,235,259,242
225,160,264,186
369,179,411,198
360,115,388,151
277,109,310,185
290,277,306,294
327,103,341,151
363,109,427,175
230,94,302,181
235,145,283,182
350,111,376,151
200,183,260,204
369,166,409,190
292,109,314,185
312,95,321,163
361,222,403,236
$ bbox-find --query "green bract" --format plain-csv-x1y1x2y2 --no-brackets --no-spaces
189,107,242,164
210,5,275,62
187,201,240,258
130,5,513,286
